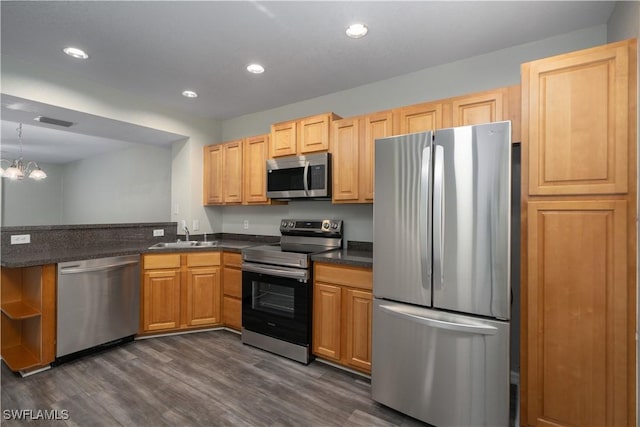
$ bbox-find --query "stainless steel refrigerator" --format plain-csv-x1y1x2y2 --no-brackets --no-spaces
372,121,511,427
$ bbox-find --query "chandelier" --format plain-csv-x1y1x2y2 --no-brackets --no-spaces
1,123,47,181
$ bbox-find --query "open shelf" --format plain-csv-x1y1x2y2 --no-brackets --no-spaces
1,344,40,372
1,265,56,372
1,301,40,320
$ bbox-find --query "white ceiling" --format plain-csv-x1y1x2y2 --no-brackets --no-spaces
0,1,616,163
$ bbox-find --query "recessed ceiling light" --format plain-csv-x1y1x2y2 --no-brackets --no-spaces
63,47,89,59
182,90,198,98
346,23,368,39
246,63,265,74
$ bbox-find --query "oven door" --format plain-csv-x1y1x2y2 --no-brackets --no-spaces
242,264,311,346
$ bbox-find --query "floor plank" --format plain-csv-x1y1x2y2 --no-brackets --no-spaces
1,330,426,426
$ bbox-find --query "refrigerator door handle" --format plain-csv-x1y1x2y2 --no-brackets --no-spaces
419,146,432,286
433,145,445,289
378,303,497,336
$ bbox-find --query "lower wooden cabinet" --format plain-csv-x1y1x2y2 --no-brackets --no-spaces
222,252,242,330
186,267,221,326
141,252,221,334
312,263,373,374
143,267,181,331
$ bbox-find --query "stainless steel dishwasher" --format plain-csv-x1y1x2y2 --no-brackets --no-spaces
57,255,140,359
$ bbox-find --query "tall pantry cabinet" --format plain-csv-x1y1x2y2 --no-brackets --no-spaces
521,39,637,427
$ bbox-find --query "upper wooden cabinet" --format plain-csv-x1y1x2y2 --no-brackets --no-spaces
393,101,444,135
270,113,341,157
331,110,393,203
449,88,506,127
203,141,243,205
243,134,270,204
204,133,275,206
203,144,223,205
522,39,635,196
222,140,243,204
392,85,520,141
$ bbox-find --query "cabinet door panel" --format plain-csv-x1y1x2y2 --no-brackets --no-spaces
300,114,330,153
451,89,504,127
312,283,342,360
143,270,181,331
331,118,360,202
186,267,221,326
271,121,297,157
223,141,243,203
527,200,628,427
222,267,242,298
203,145,223,204
363,112,393,202
396,102,443,135
525,43,630,195
244,135,269,204
343,288,372,372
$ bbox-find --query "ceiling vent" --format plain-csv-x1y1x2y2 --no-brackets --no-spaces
34,116,74,127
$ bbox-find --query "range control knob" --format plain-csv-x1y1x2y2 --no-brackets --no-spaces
322,222,330,230
281,221,287,228
331,222,339,229
288,221,295,228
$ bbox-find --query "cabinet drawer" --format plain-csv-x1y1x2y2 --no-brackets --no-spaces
143,254,181,270
315,263,372,290
186,252,221,267
223,252,242,268
223,267,242,298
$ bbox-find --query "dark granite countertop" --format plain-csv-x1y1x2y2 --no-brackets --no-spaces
311,247,373,269
0,239,261,268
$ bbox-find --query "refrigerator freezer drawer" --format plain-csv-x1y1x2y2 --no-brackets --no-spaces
371,299,509,427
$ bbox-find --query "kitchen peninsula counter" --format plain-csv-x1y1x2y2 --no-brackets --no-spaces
1,223,277,268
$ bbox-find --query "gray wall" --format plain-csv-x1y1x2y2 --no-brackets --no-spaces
62,144,172,224
217,25,608,242
1,144,172,226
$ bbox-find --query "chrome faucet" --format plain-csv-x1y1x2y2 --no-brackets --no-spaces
183,225,190,241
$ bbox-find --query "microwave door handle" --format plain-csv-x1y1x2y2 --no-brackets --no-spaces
303,161,310,194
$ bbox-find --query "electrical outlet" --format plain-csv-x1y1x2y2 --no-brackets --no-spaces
192,219,200,231
243,220,249,230
10,234,31,245
181,220,187,229
174,203,180,215
153,229,165,237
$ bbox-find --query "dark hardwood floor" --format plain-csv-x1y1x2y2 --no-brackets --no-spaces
1,330,427,426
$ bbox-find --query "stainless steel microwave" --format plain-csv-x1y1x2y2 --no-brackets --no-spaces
266,152,331,199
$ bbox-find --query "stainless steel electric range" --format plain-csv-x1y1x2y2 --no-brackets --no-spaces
241,219,343,364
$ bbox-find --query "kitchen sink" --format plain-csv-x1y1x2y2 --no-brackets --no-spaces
148,241,218,249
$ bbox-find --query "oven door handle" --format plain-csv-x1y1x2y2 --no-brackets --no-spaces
242,263,309,281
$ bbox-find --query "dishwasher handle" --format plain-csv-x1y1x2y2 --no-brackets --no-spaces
59,260,139,275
